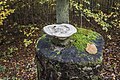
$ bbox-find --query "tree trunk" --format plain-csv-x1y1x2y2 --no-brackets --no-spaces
36,34,104,80
56,0,69,23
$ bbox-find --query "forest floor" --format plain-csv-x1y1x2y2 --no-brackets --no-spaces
0,24,120,80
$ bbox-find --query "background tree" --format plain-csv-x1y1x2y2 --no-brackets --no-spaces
56,0,69,23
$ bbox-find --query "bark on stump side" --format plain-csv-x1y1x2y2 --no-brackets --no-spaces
36,35,104,80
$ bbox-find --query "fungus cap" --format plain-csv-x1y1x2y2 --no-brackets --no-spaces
43,24,77,38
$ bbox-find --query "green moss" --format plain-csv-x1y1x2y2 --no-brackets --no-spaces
35,34,46,50
39,34,46,40
70,28,99,51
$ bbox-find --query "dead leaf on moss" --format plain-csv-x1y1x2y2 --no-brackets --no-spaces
86,43,97,54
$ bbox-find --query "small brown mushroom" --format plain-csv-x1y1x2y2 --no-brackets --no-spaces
86,43,97,54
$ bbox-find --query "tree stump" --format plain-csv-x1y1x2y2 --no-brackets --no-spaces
36,34,104,80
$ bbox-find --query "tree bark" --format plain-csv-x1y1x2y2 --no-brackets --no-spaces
56,0,69,23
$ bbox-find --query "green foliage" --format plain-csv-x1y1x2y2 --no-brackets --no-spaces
38,0,49,4
0,65,6,72
70,0,120,31
0,0,15,25
107,3,120,28
22,26,39,37
1,77,21,80
7,47,18,54
23,39,32,47
0,46,18,57
83,9,112,32
70,28,99,51
18,25,39,47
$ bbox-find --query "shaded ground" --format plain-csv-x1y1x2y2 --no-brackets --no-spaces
0,26,40,79
101,27,120,80
0,25,120,80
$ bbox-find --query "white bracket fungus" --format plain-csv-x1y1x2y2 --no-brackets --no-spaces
43,24,77,39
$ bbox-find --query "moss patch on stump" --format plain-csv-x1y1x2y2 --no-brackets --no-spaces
70,28,100,52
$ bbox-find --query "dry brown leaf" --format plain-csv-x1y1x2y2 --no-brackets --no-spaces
86,43,97,54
